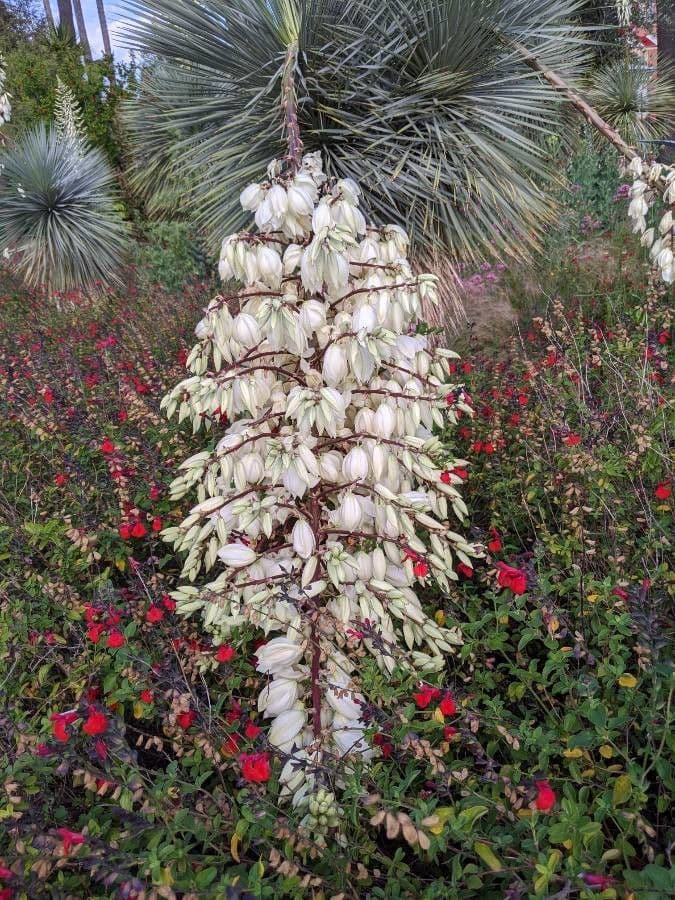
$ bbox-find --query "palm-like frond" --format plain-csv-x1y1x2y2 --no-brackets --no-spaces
586,58,675,145
0,124,130,292
123,0,593,260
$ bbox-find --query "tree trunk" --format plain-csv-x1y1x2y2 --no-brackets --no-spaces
96,0,112,57
72,0,91,61
42,0,55,30
56,0,74,39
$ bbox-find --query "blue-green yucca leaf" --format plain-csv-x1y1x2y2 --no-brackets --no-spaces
123,0,593,260
0,123,130,293
587,58,675,146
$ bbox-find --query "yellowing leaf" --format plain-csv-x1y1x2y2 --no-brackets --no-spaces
159,867,173,887
433,707,445,724
427,807,453,835
562,840,573,850
563,748,583,759
517,808,533,818
599,744,614,759
612,775,632,806
133,702,144,719
498,614,509,625
581,768,595,777
586,593,599,603
618,673,637,688
115,558,126,572
230,832,240,862
434,610,446,626
474,841,502,872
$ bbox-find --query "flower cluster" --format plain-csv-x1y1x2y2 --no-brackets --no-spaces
162,152,480,822
625,156,675,284
0,54,10,128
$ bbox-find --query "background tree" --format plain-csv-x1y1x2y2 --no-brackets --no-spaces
72,0,91,60
55,0,73,38
123,0,594,263
96,0,111,57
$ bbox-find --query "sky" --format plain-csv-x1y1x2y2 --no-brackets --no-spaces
70,0,131,62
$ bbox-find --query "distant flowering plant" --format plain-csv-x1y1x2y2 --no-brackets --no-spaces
0,54,10,128
161,151,480,834
625,156,675,285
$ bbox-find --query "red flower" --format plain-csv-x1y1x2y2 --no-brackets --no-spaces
82,710,108,737
487,529,502,553
244,721,262,739
117,410,128,422
215,644,236,663
43,387,55,404
414,685,441,709
373,733,393,758
140,689,154,704
54,473,68,487
439,694,457,716
131,521,147,539
87,623,106,644
655,481,671,500
221,734,240,755
472,440,483,453
611,586,628,600
107,631,125,649
161,594,176,612
657,330,670,345
563,434,581,446
56,828,86,855
36,743,55,757
496,562,527,595
100,438,115,454
149,485,161,500
457,562,474,579
146,606,164,624
579,874,616,890
440,470,451,484
413,560,429,578
118,523,132,540
239,752,271,783
534,778,556,812
483,441,495,454
50,711,78,742
451,467,468,480
443,726,459,740
94,739,108,761
151,516,163,532
177,710,197,729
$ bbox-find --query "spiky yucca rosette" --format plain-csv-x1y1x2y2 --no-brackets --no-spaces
161,152,481,836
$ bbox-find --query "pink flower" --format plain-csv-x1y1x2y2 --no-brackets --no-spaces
414,685,441,709
239,752,271,783
82,709,108,737
534,778,556,812
56,828,86,854
50,711,78,742
215,644,235,663
496,561,527,595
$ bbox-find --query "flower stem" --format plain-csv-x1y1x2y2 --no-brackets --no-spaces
281,41,303,172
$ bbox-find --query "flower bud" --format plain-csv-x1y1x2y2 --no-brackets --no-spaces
217,542,256,567
257,245,282,288
292,519,316,559
240,183,265,211
343,446,369,481
322,344,348,386
255,637,305,674
312,201,332,232
337,492,362,530
233,313,260,347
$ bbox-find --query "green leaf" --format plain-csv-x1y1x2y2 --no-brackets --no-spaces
612,775,632,806
474,841,502,872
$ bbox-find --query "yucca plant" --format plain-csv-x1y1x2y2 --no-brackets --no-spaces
123,0,593,262
0,122,129,294
587,58,675,146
